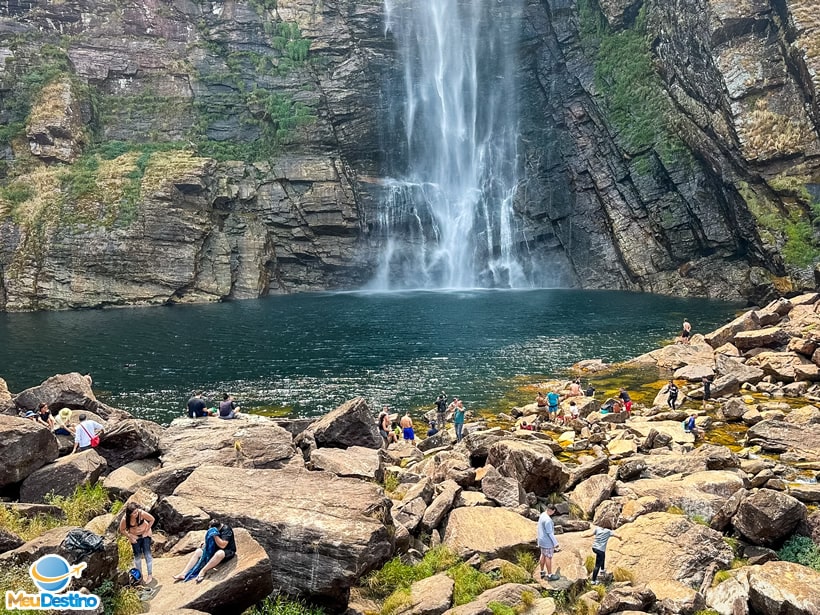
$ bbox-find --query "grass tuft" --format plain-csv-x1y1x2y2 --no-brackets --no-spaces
448,562,497,606
245,594,326,615
612,567,634,582
514,550,536,573
46,482,110,527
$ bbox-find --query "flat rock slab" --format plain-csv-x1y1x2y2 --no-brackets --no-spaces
606,512,733,587
617,470,745,520
146,528,272,615
172,465,393,606
160,417,297,469
747,561,820,615
443,507,536,559
310,445,382,481
746,419,820,460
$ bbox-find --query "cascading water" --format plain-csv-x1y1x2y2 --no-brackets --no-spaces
372,0,531,290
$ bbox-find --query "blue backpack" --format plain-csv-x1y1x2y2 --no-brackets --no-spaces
128,568,142,586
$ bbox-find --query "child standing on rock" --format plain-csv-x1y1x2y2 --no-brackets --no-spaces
537,504,560,581
585,522,618,583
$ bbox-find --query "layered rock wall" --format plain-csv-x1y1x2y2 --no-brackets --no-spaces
0,0,818,310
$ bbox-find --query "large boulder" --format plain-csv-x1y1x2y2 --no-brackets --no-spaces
606,512,733,587
444,583,553,615
0,527,24,554
19,449,107,503
461,428,514,461
442,507,537,560
173,465,393,608
704,311,760,349
481,465,526,508
639,445,740,478
310,397,382,449
627,340,715,370
0,415,59,487
747,561,820,615
733,327,789,350
147,528,273,615
486,439,569,496
12,372,117,419
309,445,383,481
0,526,118,589
154,496,211,535
747,351,814,381
746,419,820,459
566,456,609,490
421,480,462,533
569,474,616,519
396,573,454,615
97,418,163,469
616,471,746,521
731,489,806,547
0,378,10,403
159,417,297,470
714,354,765,386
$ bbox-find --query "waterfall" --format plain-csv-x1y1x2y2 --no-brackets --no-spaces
373,0,530,290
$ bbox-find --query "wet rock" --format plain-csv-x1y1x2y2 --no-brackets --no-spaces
731,489,806,546
0,415,59,487
442,507,536,560
19,449,107,503
310,397,383,450
146,528,273,615
486,439,569,496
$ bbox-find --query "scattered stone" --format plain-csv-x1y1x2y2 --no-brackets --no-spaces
396,573,454,615
569,474,615,519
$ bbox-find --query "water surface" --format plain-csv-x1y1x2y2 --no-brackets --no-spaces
0,290,740,424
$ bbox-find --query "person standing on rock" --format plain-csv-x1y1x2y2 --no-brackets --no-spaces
537,504,560,581
664,380,679,410
435,392,448,428
378,407,397,447
618,388,633,416
702,376,712,409
120,502,155,584
681,318,692,344
453,400,466,443
584,522,618,583
547,389,560,421
72,413,104,454
400,412,416,446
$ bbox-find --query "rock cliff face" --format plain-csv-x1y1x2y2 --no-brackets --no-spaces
0,0,818,310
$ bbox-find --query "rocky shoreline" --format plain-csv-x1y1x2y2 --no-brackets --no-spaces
2,294,820,614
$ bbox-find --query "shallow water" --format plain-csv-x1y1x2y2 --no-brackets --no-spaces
0,289,742,425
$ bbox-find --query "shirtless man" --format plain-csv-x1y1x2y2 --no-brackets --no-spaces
400,413,415,446
681,318,692,344
568,379,583,397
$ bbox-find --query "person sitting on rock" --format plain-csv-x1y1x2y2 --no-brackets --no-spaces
568,379,583,397
683,413,703,439
174,519,236,584
35,403,54,429
186,392,213,418
426,420,439,437
218,393,241,420
72,413,104,454
54,407,75,436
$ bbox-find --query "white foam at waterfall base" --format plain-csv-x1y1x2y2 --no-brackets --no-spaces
373,0,530,290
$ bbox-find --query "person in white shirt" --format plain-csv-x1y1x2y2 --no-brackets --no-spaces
72,414,104,454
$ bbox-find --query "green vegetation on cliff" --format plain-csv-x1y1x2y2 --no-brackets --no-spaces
577,0,693,173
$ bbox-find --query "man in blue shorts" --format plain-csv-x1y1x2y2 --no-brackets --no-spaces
400,413,415,446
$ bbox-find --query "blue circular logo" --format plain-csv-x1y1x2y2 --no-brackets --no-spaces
29,555,79,593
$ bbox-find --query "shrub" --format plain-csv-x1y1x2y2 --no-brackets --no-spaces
778,535,820,571
97,580,143,615
448,563,497,606
365,546,458,598
0,506,62,541
514,550,537,575
584,554,595,573
46,482,110,527
246,594,326,615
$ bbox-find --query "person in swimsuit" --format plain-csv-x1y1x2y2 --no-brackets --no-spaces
119,502,155,584
681,318,692,344
400,413,415,446
618,388,633,416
